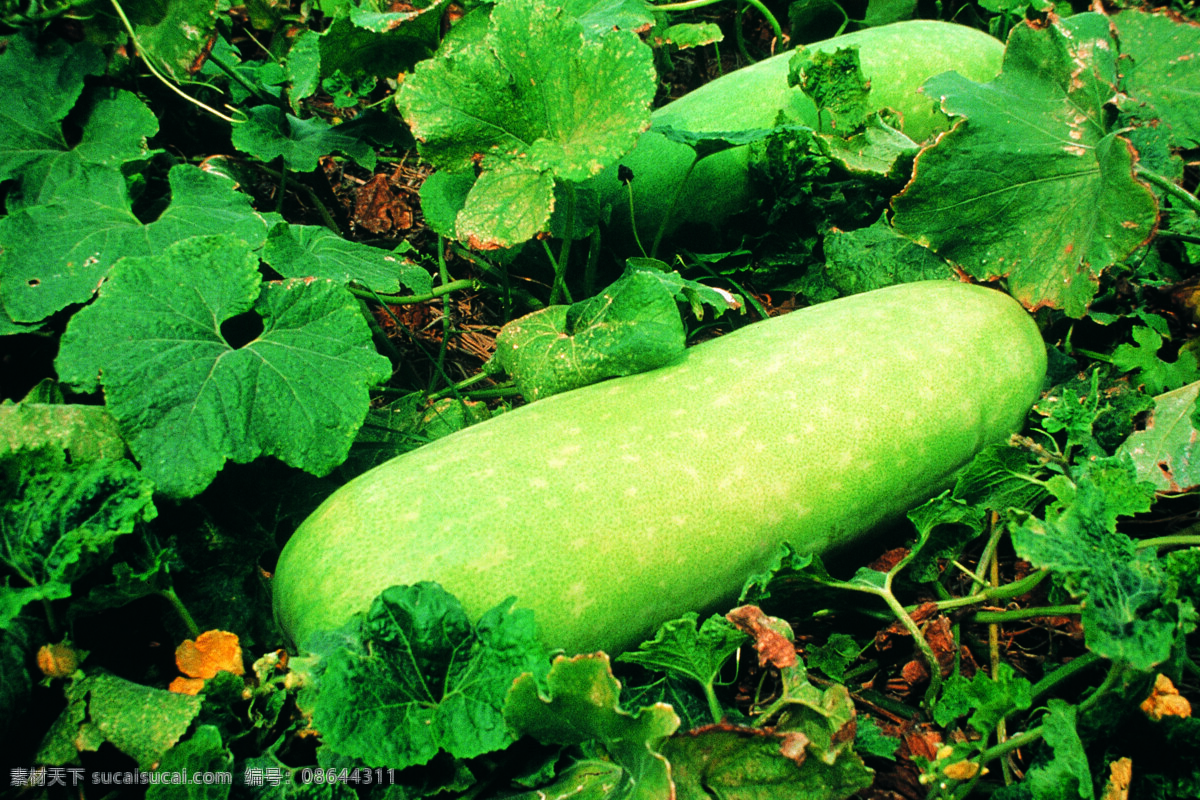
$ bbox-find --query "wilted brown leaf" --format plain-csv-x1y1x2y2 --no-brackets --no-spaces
725,605,796,668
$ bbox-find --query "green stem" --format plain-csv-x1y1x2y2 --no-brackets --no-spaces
348,278,476,306
918,569,1049,615
1135,163,1200,216
1027,651,1104,706
972,604,1082,624
1136,533,1200,551
703,681,725,724
205,51,274,104
584,228,602,298
159,588,201,639
254,163,341,232
877,585,944,709
107,0,235,123
650,155,699,259
550,184,577,306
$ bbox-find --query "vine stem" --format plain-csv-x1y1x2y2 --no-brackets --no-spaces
108,0,235,123
1135,163,1200,216
650,0,784,45
347,279,477,305
973,604,1083,624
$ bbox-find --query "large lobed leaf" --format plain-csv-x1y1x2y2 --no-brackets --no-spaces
0,164,278,326
397,0,655,248
892,13,1158,317
312,582,548,769
55,235,391,499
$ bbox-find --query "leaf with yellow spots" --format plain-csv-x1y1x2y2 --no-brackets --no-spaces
892,12,1158,317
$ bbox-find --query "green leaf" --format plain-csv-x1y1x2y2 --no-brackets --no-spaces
816,215,952,298
313,582,548,769
506,653,679,800
622,259,743,319
892,14,1159,317
147,725,233,800
932,662,1033,735
563,0,656,35
952,441,1051,513
397,0,655,247
657,23,724,50
128,0,222,82
0,402,128,463
1117,380,1200,493
7,87,158,211
231,105,376,172
1111,326,1200,395
1113,9,1200,149
806,633,861,683
0,31,105,202
0,450,156,629
1022,699,1094,800
0,164,279,324
661,722,873,800
261,224,432,295
39,672,204,769
903,492,987,583
617,613,747,695
55,235,391,499
492,269,686,401
854,716,900,761
1010,458,1176,670
789,46,873,134
417,169,475,239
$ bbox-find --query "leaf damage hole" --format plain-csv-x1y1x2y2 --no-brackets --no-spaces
220,311,264,349
27,278,39,287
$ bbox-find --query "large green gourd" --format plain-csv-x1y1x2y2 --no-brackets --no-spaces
593,20,1006,248
274,282,1045,654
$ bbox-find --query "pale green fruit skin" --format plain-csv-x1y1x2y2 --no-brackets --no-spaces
596,20,1006,249
273,282,1046,655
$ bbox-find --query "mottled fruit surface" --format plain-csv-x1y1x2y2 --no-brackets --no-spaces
274,281,1046,655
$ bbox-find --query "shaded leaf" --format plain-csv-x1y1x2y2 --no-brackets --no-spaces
0,450,155,629
618,612,748,690
261,223,432,295
662,720,873,800
147,725,233,800
231,105,376,172
0,402,127,463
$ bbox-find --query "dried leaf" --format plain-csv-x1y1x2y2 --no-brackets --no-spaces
726,605,797,668
175,630,244,680
1140,673,1192,720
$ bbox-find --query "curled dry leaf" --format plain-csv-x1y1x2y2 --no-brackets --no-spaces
1139,673,1192,720
725,605,796,668
1101,757,1132,800
175,630,245,680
